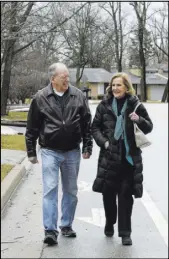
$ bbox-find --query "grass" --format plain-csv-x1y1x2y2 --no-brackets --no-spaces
1,135,26,151
146,100,162,103
2,111,28,121
25,98,32,104
1,164,14,182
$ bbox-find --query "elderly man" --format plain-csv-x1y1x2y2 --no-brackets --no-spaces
25,63,93,245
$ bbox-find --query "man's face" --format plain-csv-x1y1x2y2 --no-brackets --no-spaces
52,70,70,92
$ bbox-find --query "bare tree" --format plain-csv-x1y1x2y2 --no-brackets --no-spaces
1,2,34,115
150,3,168,62
59,3,98,87
1,2,88,115
130,2,151,102
100,2,125,72
149,2,168,102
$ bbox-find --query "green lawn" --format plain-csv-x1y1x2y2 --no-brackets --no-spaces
1,135,26,151
1,164,14,182
2,111,28,121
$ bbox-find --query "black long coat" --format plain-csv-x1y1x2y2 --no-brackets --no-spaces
92,94,153,198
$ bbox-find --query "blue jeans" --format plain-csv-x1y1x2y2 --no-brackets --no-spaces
41,147,81,231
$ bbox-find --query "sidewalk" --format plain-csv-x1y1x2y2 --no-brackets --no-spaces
1,149,26,165
1,103,168,258
1,126,29,212
1,146,168,258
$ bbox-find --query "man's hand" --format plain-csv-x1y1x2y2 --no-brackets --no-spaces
82,152,91,159
28,157,39,164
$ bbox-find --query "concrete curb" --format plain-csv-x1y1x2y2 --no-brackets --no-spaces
1,156,32,212
1,120,27,127
1,145,40,213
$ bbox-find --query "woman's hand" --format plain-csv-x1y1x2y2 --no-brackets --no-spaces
129,112,140,122
82,152,91,159
104,141,109,149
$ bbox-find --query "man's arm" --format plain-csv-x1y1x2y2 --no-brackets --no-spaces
25,96,42,160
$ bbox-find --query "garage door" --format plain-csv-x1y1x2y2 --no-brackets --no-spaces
148,85,165,101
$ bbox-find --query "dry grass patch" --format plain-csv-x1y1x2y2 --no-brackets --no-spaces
1,135,26,151
2,111,28,121
1,164,14,181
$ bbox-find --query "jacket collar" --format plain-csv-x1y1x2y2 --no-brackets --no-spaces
47,83,77,97
126,94,140,107
103,94,140,113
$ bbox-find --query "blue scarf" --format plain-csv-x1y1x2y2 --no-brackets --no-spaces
112,98,133,165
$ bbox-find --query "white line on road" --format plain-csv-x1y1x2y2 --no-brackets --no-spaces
77,208,105,227
77,181,168,246
141,188,168,247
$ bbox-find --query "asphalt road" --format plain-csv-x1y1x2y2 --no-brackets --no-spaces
1,103,168,258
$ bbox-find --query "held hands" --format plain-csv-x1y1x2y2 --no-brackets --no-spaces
82,152,91,159
129,112,140,122
28,157,39,164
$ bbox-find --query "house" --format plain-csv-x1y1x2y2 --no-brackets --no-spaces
68,68,112,98
146,67,159,74
144,64,168,100
69,67,168,101
68,68,88,85
111,69,168,101
146,73,168,101
158,64,168,78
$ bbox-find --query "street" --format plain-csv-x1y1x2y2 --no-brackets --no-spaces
1,103,168,258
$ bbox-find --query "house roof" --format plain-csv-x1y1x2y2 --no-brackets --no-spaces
111,69,141,84
68,69,88,84
146,73,168,85
158,63,168,72
158,72,168,78
146,63,168,72
162,68,168,72
124,71,141,84
69,67,167,86
146,67,158,72
68,68,112,83
111,70,167,85
127,70,167,85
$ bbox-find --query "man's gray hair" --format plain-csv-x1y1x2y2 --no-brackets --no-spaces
48,63,68,80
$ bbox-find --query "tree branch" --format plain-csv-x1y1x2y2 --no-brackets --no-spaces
154,41,168,56
13,2,88,56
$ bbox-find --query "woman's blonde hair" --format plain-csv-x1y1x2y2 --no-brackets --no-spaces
106,72,135,96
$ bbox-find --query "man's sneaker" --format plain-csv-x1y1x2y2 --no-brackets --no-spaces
44,230,58,245
122,236,132,246
61,227,76,237
104,223,114,237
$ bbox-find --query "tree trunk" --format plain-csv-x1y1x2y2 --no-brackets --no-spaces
118,2,123,72
161,79,168,102
111,3,122,72
76,66,81,88
21,98,26,104
1,2,17,115
117,61,122,72
1,42,15,115
142,54,147,101
139,26,147,102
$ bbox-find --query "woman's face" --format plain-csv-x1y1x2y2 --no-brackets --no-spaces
111,77,127,99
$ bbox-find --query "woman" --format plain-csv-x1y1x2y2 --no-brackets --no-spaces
92,72,153,245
